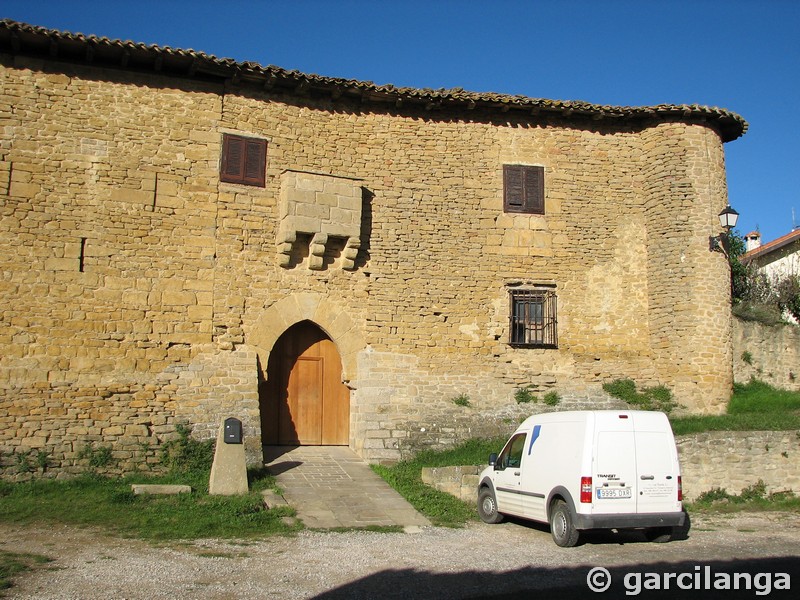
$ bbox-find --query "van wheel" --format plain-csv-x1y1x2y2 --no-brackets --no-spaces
477,487,504,524
644,527,673,543
550,500,580,547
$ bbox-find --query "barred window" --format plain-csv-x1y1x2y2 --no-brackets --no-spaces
509,288,558,348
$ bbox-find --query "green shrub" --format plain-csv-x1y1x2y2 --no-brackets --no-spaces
78,444,115,469
602,379,678,414
775,274,800,322
732,301,786,325
160,424,215,474
451,393,471,408
543,391,561,406
514,386,537,404
691,480,796,509
739,480,768,502
14,451,31,474
602,378,638,401
695,487,731,503
34,450,50,472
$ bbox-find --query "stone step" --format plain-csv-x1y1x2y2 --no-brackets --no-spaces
131,484,192,495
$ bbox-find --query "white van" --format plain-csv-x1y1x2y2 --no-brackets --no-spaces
477,410,685,547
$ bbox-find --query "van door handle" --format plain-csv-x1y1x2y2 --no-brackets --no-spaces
640,475,655,480
514,471,521,476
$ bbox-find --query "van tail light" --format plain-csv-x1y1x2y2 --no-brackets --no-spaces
580,476,592,503
677,476,683,502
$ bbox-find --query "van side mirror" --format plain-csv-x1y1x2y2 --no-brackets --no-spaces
488,453,497,467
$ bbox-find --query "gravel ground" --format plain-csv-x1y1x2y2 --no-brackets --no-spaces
2,512,800,599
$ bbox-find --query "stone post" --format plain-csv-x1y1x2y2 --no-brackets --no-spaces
209,417,249,495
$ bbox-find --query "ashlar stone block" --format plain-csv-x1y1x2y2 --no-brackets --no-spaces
278,169,363,270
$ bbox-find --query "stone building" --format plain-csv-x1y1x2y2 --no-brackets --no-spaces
0,20,747,475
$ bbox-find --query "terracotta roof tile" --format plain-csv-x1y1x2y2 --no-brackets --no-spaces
0,19,748,142
742,229,800,263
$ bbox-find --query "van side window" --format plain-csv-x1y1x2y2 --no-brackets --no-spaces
496,433,527,469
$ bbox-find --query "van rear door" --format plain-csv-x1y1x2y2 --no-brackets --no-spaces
593,413,637,514
632,412,680,514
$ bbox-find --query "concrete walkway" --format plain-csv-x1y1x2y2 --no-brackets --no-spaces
264,446,431,530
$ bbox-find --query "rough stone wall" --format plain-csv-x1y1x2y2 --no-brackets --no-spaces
641,124,733,414
0,60,263,476
733,318,800,391
676,430,800,500
1,54,737,474
424,430,800,503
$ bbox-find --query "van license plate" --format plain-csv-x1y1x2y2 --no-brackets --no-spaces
597,488,632,499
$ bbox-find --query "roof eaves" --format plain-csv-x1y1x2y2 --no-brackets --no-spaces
0,19,749,142
742,229,800,263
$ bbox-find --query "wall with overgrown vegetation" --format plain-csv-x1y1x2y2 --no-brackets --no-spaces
733,318,800,391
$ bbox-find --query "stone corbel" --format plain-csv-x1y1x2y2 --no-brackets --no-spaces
308,232,328,270
342,237,360,271
277,229,296,268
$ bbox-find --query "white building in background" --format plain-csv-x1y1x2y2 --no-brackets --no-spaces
742,229,800,282
742,229,800,324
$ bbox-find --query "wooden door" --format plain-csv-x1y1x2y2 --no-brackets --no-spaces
261,322,350,445
283,356,324,444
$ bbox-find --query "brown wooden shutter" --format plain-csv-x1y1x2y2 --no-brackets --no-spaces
504,165,525,210
523,165,544,214
503,164,544,214
243,138,267,186
221,135,244,182
220,134,267,186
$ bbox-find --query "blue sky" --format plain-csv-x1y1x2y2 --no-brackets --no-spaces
4,0,799,243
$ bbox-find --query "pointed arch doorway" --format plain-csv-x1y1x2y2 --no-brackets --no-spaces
261,321,350,445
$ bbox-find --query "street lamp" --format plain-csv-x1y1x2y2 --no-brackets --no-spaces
709,204,739,255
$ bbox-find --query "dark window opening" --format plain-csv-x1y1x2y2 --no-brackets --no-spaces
220,133,267,187
503,164,544,214
509,288,557,348
79,237,86,273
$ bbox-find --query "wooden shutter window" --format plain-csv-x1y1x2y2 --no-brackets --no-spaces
503,165,544,214
504,165,525,209
221,134,267,187
222,136,244,179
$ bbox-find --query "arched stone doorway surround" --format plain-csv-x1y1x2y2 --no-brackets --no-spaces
247,293,365,446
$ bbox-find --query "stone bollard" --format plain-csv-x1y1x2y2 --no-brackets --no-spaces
208,417,249,495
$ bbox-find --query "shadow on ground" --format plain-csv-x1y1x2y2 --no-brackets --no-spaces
312,557,799,599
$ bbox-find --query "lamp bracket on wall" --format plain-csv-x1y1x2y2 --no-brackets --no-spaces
709,204,739,257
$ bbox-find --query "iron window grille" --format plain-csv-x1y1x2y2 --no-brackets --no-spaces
509,288,558,348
